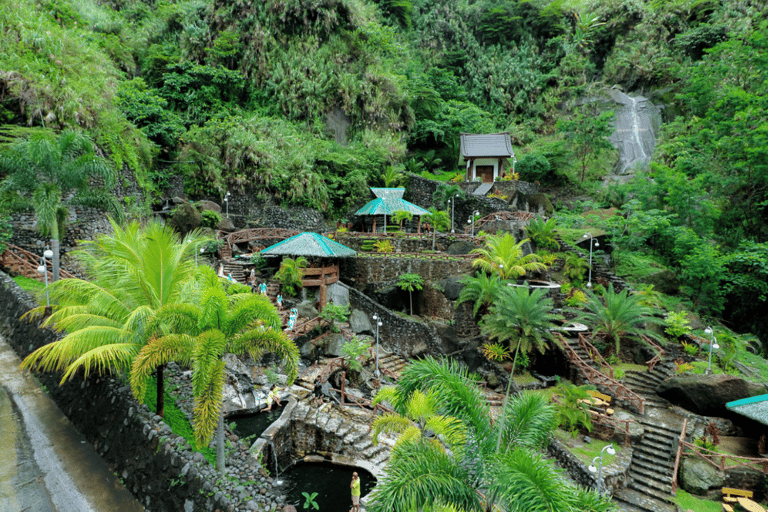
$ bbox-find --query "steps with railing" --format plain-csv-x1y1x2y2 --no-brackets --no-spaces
0,244,74,281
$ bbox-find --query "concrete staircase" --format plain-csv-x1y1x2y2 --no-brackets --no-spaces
374,350,409,380
221,259,246,283
612,419,680,512
472,182,494,196
623,362,675,410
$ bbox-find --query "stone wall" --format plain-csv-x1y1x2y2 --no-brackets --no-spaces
547,438,633,496
333,233,481,253
341,256,472,288
0,271,260,512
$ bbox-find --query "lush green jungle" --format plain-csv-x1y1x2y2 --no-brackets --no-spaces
0,0,766,345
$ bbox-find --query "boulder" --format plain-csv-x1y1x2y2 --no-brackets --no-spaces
679,456,724,495
168,201,202,236
656,374,766,416
217,217,236,232
324,333,347,357
296,300,319,320
410,340,429,357
447,241,475,255
299,341,319,361
439,276,464,301
638,269,680,295
197,200,221,213
348,309,373,335
327,283,349,307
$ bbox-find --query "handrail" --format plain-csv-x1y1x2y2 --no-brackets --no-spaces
333,231,486,246
642,334,665,373
357,252,475,260
578,333,614,379
558,333,645,415
680,439,768,474
671,418,687,493
464,211,538,234
0,243,75,281
219,228,301,258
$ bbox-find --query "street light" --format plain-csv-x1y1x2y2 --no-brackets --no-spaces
196,246,205,265
582,233,600,287
451,194,460,233
588,443,616,495
704,326,720,374
38,248,53,307
224,191,231,218
372,314,383,378
467,210,479,236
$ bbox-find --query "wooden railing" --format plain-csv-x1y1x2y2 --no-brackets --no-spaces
642,334,665,373
671,418,687,494
288,316,322,336
301,265,339,287
577,333,615,379
319,358,394,415
333,231,485,246
219,228,300,258
357,252,475,260
0,244,74,281
682,439,768,474
558,333,646,415
551,394,632,445
465,211,538,234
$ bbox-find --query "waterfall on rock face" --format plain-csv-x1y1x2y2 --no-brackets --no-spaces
608,90,662,175
268,439,280,479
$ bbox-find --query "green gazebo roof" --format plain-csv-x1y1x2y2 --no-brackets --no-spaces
260,232,357,258
355,188,429,216
726,394,768,427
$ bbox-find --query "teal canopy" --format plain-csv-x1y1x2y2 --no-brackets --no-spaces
726,393,768,427
355,187,429,216
260,232,357,258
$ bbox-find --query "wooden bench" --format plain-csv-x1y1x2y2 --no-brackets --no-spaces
585,390,615,415
722,488,753,503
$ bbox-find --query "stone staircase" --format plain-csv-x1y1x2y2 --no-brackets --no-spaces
612,419,680,512
375,350,409,380
472,182,494,196
623,362,675,410
221,259,246,283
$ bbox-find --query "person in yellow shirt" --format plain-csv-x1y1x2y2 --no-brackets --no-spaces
350,472,360,512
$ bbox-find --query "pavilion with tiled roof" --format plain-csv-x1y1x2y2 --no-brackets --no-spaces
355,187,429,233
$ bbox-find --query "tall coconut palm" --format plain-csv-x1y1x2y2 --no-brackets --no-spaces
569,283,665,355
368,358,613,512
130,265,299,472
455,272,507,317
21,219,207,417
0,129,122,281
470,234,546,280
423,207,449,251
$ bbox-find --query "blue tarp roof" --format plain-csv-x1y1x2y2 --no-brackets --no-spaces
260,232,356,258
726,393,768,426
355,188,429,216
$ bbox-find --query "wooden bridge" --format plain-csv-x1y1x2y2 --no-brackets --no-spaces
218,228,300,258
464,211,538,234
0,244,74,281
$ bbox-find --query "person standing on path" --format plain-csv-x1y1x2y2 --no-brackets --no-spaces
350,472,360,512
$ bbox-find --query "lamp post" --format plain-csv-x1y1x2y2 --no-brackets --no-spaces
372,314,383,378
224,191,231,218
467,210,479,236
196,246,205,265
588,443,616,495
705,326,720,374
451,194,460,233
582,233,600,287
37,248,53,307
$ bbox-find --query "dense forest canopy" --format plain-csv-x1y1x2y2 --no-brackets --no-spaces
0,0,767,343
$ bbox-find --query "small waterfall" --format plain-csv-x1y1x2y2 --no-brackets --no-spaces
630,97,647,162
268,439,280,480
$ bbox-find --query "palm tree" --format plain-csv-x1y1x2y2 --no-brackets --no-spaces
371,387,466,454
382,165,406,187
569,283,665,355
423,207,450,251
481,286,564,450
392,209,414,231
0,129,122,281
367,358,613,512
130,265,299,472
432,184,465,211
455,272,507,317
470,234,546,280
21,219,207,417
275,256,308,296
525,217,560,251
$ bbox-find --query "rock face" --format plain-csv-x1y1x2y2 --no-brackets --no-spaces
656,374,766,416
446,241,474,255
348,309,373,335
327,282,349,307
638,269,680,295
679,456,724,495
439,276,464,301
296,300,319,320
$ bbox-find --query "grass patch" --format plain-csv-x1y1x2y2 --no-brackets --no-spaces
738,351,768,382
143,377,216,465
673,489,721,512
512,372,539,385
568,437,619,466
13,275,45,292
613,250,668,280
418,171,463,182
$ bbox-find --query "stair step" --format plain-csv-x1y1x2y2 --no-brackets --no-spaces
633,449,674,468
628,481,674,504
612,489,676,512
632,458,674,477
629,466,673,487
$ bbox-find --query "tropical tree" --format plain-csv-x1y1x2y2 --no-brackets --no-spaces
423,207,450,251
371,387,466,454
382,165,406,187
0,129,122,281
455,272,507,317
470,233,546,280
20,219,207,417
398,273,424,315
557,104,615,182
275,256,308,296
368,358,613,512
432,184,465,211
569,283,665,355
392,209,414,230
130,265,299,472
525,217,560,251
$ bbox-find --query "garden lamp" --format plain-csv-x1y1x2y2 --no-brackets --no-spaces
451,194,460,233
705,326,719,374
583,233,599,287
588,443,615,495
38,248,53,307
372,314,383,378
224,191,231,218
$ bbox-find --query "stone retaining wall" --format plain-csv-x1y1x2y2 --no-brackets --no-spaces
341,256,472,287
0,271,266,512
547,437,633,496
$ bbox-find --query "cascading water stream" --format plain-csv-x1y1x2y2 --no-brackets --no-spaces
607,90,662,176
630,97,647,162
268,439,280,481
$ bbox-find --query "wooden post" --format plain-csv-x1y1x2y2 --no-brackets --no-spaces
671,418,687,494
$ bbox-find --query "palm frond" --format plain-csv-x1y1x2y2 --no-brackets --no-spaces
193,360,225,447
131,334,195,402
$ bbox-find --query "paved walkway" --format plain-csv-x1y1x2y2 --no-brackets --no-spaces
0,338,144,512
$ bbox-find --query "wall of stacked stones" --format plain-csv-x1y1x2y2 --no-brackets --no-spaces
340,256,472,287
547,438,633,496
0,271,232,512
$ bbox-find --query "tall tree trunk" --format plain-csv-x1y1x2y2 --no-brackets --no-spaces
50,225,60,283
156,364,165,418
216,411,225,474
495,341,522,452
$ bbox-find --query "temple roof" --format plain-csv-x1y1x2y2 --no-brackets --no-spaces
260,232,356,258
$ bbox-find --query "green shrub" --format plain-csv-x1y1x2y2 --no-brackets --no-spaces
665,311,692,338
342,336,369,372
200,209,222,228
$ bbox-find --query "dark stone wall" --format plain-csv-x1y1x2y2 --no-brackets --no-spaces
0,272,233,512
341,256,472,288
